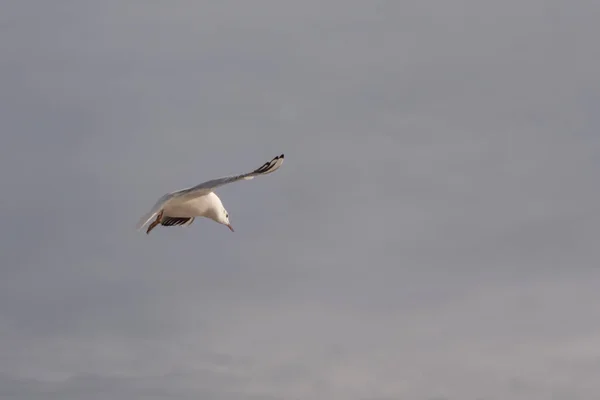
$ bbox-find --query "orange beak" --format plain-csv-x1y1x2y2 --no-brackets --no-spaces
227,224,234,232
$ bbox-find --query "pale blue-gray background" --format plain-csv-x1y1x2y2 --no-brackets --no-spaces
1,1,600,399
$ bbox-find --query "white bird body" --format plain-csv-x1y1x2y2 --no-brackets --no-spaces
163,191,222,218
137,154,284,234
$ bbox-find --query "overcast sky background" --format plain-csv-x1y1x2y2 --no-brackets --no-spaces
1,1,600,399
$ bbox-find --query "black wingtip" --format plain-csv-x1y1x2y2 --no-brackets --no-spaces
253,154,285,174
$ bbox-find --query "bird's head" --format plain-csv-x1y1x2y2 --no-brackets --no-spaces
217,207,234,232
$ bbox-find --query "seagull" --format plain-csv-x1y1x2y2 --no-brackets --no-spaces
137,154,284,235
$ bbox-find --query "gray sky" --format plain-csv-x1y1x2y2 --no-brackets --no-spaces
1,0,600,399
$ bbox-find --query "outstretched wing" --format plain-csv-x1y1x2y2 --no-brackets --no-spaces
136,154,284,230
172,153,284,202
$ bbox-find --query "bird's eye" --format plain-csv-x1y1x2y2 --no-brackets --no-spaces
226,214,229,218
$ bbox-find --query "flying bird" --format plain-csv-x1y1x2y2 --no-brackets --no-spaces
137,154,284,235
